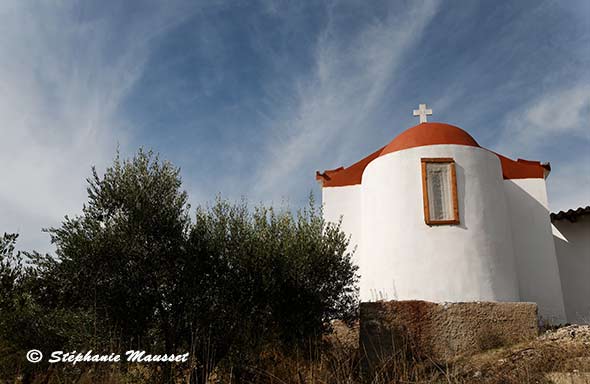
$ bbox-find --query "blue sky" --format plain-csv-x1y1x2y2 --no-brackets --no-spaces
1,0,589,252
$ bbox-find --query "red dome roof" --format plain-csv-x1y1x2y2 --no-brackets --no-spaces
316,122,549,187
380,122,480,156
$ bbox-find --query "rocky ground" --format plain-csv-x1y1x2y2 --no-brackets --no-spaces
450,325,590,383
328,321,590,383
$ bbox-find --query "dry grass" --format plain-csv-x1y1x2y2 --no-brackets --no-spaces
227,324,590,384
450,325,590,384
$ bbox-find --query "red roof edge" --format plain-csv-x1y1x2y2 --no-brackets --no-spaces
318,148,549,188
492,152,548,180
316,146,385,187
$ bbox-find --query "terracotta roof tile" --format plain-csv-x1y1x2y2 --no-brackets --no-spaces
550,206,590,222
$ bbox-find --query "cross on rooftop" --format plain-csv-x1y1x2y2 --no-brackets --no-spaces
413,103,433,123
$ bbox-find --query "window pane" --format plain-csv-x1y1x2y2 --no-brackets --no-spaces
426,163,454,221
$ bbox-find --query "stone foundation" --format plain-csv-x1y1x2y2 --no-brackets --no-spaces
360,300,538,371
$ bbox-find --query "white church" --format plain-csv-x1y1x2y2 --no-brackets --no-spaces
316,105,589,325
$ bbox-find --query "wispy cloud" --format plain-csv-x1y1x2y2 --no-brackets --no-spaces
251,2,439,203
497,83,590,211
500,84,590,154
0,1,193,252
546,158,590,212
2,0,588,250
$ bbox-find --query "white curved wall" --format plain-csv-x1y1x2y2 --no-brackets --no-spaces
504,179,566,323
322,185,361,266
359,145,519,303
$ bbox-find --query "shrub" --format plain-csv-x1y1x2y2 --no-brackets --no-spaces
0,149,358,383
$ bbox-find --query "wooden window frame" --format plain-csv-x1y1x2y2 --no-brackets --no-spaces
421,158,460,225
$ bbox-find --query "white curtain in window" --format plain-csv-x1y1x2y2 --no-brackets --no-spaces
426,163,454,221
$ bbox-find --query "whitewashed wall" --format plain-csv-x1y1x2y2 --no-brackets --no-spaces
553,216,590,324
504,179,566,323
359,145,520,303
322,185,362,266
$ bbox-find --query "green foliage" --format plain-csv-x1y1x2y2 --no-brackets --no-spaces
0,234,93,380
0,233,22,311
0,149,358,383
43,149,191,348
187,197,358,378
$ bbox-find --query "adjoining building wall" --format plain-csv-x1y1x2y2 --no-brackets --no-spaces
503,179,566,323
322,185,362,267
553,216,590,324
359,145,519,303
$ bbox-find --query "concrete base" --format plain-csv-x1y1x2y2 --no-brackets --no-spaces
360,300,538,371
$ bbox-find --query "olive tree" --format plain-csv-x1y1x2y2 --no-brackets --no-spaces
2,149,358,383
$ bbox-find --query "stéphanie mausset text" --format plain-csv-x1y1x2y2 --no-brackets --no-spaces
48,350,190,365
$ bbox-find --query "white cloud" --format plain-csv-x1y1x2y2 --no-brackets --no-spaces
0,1,192,253
497,83,590,212
500,84,590,155
547,159,590,212
524,87,590,136
252,2,439,202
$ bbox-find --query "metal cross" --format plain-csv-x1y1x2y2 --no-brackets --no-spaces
413,103,433,123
